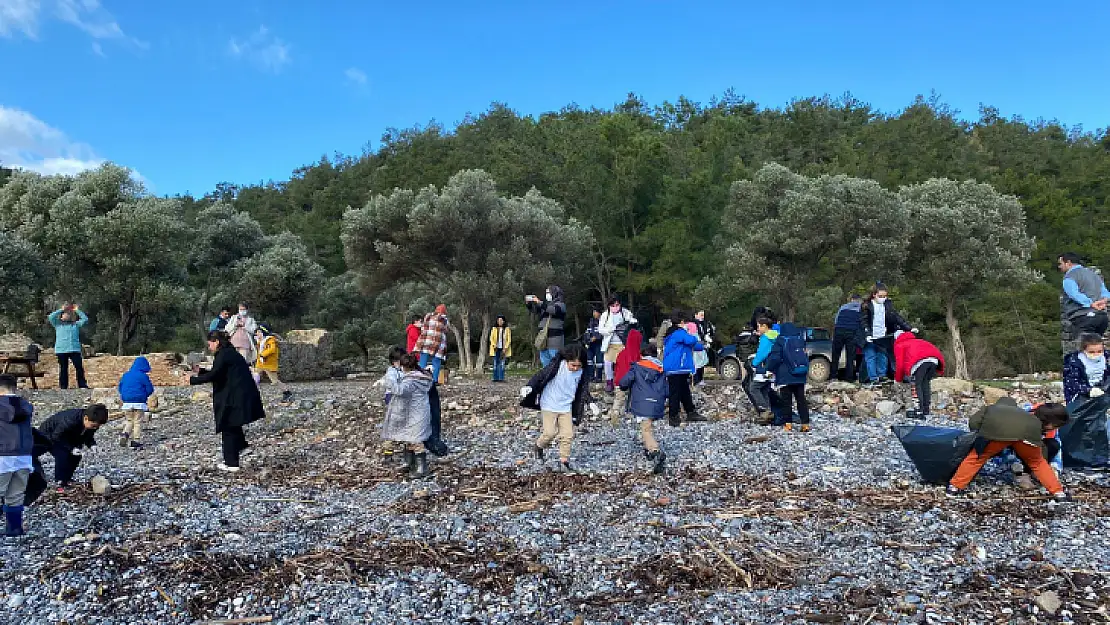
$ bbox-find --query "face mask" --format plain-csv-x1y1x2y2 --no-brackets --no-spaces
874,297,887,305
239,310,247,317
545,293,552,302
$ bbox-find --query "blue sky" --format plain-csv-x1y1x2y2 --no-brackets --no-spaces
2,0,1108,196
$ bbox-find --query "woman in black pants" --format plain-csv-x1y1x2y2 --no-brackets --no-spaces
190,331,265,472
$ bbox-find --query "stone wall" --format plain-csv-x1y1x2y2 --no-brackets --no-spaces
279,329,332,382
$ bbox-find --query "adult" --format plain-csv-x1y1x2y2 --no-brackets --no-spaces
415,305,450,383
858,283,913,383
47,303,89,389
693,310,716,385
405,317,422,354
526,286,568,367
224,303,258,363
585,309,603,382
1058,252,1110,354
208,307,233,332
599,296,637,393
489,315,512,383
831,294,862,382
189,331,266,472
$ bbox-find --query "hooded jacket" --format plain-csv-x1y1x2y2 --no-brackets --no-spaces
614,329,644,382
0,395,34,457
618,357,669,419
381,370,434,443
662,326,703,375
893,333,945,382
118,356,155,403
405,323,421,353
751,329,780,372
764,323,808,386
858,299,911,343
256,335,280,372
834,302,862,331
527,286,567,351
599,304,636,352
48,309,88,355
521,353,594,425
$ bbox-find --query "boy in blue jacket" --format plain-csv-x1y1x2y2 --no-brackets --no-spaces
118,356,155,449
0,374,34,536
619,343,669,474
764,322,812,432
662,310,706,427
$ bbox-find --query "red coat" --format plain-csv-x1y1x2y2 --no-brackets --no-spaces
893,332,945,382
405,324,421,353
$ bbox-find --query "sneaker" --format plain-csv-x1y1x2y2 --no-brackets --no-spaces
649,450,666,475
686,412,708,423
1052,492,1072,502
945,485,963,498
532,446,545,462
281,390,294,402
783,423,793,432
1014,474,1037,491
560,460,576,474
799,424,811,433
216,463,241,473
668,416,681,427
118,434,129,448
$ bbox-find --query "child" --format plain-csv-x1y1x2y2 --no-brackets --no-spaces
381,353,434,478
609,327,643,425
255,325,292,402
520,344,597,472
1062,332,1108,404
749,317,779,425
662,310,706,426
893,330,945,419
764,322,811,432
0,375,34,537
38,404,108,490
947,398,1069,500
619,343,668,474
117,356,154,449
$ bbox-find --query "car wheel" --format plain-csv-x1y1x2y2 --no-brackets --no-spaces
718,357,742,381
808,356,831,384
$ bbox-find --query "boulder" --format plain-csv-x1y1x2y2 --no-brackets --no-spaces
852,389,878,407
932,378,974,394
980,386,1009,405
875,400,901,417
90,475,111,495
281,329,332,382
825,381,857,392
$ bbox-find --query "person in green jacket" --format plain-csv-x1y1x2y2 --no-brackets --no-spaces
48,304,89,389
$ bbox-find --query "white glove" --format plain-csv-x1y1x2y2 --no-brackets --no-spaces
747,354,755,361
753,373,767,383
519,386,532,399
910,328,919,334
866,336,874,343
589,403,601,417
71,447,84,457
1090,388,1105,398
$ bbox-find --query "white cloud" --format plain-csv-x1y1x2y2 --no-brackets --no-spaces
345,67,367,86
0,0,41,38
0,105,103,175
229,26,290,73
0,0,145,49
91,39,102,56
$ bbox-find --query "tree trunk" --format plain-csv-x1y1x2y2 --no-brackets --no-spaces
448,322,466,376
459,307,473,374
946,298,970,380
117,302,129,356
198,272,213,343
473,311,491,375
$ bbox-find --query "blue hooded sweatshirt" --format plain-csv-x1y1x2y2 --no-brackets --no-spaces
662,327,704,375
119,357,155,403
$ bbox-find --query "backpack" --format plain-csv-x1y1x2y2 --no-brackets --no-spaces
782,335,809,376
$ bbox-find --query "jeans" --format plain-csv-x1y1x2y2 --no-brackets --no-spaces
540,349,558,367
777,384,810,425
492,349,506,381
57,352,88,389
418,353,443,383
749,379,772,412
221,426,248,467
831,329,857,381
586,342,603,380
864,343,888,382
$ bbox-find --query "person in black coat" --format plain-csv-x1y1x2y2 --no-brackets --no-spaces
190,331,266,472
37,403,108,488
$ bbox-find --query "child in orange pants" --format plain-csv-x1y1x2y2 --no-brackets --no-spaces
947,401,1069,500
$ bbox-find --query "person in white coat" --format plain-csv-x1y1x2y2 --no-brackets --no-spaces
599,297,637,393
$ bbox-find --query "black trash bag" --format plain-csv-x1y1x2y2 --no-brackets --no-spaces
891,425,978,485
1061,395,1110,468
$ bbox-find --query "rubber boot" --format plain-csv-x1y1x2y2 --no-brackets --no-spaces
412,453,430,479
5,505,24,537
396,450,416,476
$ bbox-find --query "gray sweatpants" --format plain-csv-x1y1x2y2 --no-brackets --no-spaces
0,468,30,507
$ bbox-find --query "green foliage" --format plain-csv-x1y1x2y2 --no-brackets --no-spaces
0,230,46,330
226,232,326,327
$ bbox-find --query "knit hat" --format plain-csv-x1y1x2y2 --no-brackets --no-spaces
435,304,447,315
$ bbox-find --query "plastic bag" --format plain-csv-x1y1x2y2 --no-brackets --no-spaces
1060,395,1110,468
891,425,978,484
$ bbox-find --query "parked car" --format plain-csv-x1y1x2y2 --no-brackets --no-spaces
716,326,834,384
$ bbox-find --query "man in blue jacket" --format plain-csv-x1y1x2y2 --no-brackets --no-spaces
48,304,89,389
831,294,862,382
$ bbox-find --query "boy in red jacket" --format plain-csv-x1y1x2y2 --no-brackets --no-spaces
893,331,945,419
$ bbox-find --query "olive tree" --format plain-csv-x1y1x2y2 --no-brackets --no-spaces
900,178,1038,379
227,232,325,327
701,163,910,320
0,230,47,331
342,169,593,373
189,202,266,338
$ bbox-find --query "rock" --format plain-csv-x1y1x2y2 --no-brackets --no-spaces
282,329,333,382
191,390,211,402
932,378,974,394
1035,590,1061,615
875,400,900,417
980,386,1009,405
90,475,111,495
6,594,24,608
852,389,877,408
298,400,316,410
825,381,856,392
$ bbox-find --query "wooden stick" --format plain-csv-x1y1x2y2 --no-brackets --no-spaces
155,585,175,607
200,617,273,625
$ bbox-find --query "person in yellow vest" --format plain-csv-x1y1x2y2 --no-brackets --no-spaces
254,325,292,401
489,315,512,382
